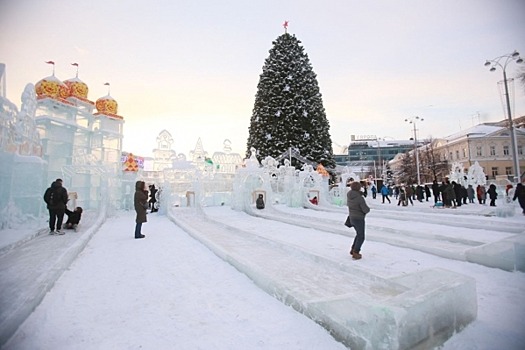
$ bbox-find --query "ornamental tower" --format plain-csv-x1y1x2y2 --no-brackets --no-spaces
33,62,124,209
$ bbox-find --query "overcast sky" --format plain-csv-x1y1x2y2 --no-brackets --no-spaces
1,0,524,156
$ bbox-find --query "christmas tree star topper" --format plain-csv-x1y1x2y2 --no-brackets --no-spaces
283,21,289,33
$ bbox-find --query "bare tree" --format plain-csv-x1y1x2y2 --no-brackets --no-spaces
420,138,449,182
396,151,416,184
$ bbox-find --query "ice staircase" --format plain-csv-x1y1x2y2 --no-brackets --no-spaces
255,205,525,272
170,207,477,350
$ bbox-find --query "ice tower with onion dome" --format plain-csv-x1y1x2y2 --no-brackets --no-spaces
33,63,124,210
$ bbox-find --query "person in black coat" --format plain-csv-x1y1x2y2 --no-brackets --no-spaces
513,183,525,215
65,207,83,230
43,180,69,234
134,181,148,239
431,180,441,204
424,185,431,202
452,182,462,207
487,184,498,207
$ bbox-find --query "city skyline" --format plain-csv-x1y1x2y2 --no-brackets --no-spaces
1,0,524,157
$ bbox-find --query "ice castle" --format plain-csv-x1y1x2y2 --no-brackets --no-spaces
0,63,124,226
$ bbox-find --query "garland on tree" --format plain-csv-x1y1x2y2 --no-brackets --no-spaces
247,32,335,169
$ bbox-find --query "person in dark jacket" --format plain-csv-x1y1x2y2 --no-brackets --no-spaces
134,181,148,239
43,180,69,235
416,185,424,202
431,180,441,204
452,182,462,207
346,182,370,260
424,185,431,202
513,183,525,215
405,185,414,205
443,181,456,208
65,207,83,230
487,184,498,207
467,185,475,203
256,194,265,209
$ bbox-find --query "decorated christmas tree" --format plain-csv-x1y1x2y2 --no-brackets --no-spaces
246,24,335,169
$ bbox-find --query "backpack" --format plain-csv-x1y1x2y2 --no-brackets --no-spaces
46,187,61,206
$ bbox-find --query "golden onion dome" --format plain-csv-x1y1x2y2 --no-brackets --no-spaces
64,77,89,99
96,94,118,114
35,75,68,99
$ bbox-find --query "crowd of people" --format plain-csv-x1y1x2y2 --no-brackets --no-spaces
44,176,525,251
364,180,522,210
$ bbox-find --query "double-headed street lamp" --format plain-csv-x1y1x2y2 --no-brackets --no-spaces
484,50,524,183
405,116,424,185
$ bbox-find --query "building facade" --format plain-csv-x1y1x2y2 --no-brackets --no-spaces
334,136,418,178
389,119,525,183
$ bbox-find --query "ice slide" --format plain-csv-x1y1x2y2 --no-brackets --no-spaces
248,201,525,272
0,207,107,347
169,206,477,350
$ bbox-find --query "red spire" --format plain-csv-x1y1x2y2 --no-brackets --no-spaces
283,20,289,33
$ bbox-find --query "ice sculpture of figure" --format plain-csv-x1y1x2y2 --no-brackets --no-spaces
245,147,260,169
466,161,487,187
449,162,466,187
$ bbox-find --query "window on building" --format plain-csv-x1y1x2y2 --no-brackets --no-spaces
449,152,453,160
503,145,509,156
476,146,482,156
491,167,498,177
455,150,460,159
519,146,523,155
462,148,467,158
505,167,512,175
490,146,496,156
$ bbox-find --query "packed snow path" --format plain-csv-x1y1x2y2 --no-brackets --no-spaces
4,212,345,350
2,206,525,349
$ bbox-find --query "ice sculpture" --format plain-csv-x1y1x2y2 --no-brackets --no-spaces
448,162,467,186
466,161,487,187
0,84,46,227
231,148,272,211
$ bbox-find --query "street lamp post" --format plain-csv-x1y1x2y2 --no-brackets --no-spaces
405,116,424,185
484,50,524,183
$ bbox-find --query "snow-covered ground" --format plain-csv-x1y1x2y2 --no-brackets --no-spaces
2,197,525,349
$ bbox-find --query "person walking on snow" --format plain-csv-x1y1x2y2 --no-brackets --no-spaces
380,184,391,203
371,184,377,199
134,181,148,239
346,182,370,260
43,180,68,235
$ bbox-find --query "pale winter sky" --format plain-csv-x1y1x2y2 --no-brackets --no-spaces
1,0,524,157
